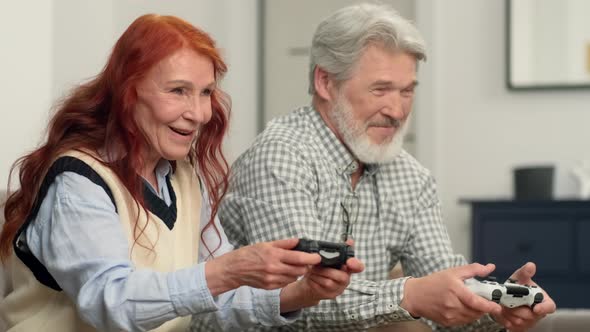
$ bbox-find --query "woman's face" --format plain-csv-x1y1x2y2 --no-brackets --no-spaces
133,48,215,167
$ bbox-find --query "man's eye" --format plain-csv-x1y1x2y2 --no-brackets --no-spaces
401,88,415,96
371,87,388,95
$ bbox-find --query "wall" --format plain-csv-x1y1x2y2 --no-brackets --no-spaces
0,0,258,188
0,1,53,189
415,0,590,259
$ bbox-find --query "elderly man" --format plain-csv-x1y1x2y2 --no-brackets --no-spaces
192,3,555,331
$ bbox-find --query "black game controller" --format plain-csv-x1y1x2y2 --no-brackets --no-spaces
293,238,354,269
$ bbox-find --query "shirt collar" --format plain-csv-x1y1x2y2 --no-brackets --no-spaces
155,159,173,179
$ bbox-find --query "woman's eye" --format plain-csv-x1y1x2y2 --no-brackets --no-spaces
201,88,213,97
171,87,186,95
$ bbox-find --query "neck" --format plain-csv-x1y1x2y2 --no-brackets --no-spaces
141,154,161,191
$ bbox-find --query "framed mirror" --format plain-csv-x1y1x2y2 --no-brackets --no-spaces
507,0,590,90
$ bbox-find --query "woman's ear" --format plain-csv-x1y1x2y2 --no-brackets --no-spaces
313,66,335,102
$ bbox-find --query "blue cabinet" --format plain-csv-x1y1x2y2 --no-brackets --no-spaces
465,200,590,309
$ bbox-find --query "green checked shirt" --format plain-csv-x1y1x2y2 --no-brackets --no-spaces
190,106,501,331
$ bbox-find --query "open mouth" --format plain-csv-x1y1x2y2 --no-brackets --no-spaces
169,126,193,136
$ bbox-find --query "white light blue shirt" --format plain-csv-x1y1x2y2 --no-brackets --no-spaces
25,159,297,331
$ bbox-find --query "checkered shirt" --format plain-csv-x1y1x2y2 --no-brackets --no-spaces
190,106,501,331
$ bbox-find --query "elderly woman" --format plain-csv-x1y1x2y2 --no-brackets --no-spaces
0,14,363,332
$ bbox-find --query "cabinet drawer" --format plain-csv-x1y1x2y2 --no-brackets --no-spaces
578,222,590,273
535,279,590,309
480,220,573,274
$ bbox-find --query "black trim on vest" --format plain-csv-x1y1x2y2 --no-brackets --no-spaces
142,174,177,230
13,156,179,291
13,156,117,291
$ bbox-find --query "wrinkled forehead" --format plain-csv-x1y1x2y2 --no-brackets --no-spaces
143,48,215,85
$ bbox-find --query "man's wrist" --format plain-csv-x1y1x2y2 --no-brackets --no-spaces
399,277,419,318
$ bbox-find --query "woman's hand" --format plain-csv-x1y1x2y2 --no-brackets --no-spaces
205,238,321,296
279,257,365,312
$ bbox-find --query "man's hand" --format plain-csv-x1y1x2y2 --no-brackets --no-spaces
490,262,556,331
400,263,503,327
280,257,364,312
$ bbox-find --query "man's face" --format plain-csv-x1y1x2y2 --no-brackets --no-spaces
326,45,417,164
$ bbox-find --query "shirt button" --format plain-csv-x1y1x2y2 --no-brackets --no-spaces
350,314,357,320
392,314,399,319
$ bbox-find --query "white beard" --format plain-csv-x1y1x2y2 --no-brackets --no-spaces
328,93,409,164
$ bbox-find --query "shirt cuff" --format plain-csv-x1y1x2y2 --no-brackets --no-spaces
333,277,417,325
167,263,218,316
377,276,417,322
251,288,302,326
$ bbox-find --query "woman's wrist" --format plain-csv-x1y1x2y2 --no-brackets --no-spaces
204,258,238,296
279,280,319,313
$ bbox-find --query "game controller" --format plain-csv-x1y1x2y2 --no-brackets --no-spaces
501,278,544,308
465,276,544,308
464,276,504,303
293,238,354,269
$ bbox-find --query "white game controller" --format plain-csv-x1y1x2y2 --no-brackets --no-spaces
464,276,504,303
465,276,544,308
501,278,544,308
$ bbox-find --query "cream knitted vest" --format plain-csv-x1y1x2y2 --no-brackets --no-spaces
0,150,202,331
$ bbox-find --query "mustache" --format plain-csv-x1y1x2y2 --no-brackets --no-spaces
368,117,401,128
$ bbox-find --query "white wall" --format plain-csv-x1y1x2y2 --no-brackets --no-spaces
0,2,53,189
415,0,590,260
0,0,258,188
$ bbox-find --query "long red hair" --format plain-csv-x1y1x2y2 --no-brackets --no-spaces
0,14,229,260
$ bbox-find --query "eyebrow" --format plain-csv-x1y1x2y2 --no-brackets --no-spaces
370,80,419,89
167,80,217,89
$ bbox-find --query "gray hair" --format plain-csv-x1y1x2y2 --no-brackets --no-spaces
308,3,426,94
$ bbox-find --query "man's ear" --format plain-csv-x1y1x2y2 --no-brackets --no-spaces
313,66,335,102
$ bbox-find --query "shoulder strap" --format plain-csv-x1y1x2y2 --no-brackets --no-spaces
13,156,116,291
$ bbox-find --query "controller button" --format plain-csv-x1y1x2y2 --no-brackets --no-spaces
491,289,502,303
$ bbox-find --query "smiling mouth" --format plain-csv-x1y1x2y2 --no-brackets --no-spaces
169,127,194,136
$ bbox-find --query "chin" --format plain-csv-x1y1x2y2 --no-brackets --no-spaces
370,135,395,146
350,127,407,164
162,148,191,161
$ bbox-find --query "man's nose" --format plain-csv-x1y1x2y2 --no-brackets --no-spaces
382,92,406,120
